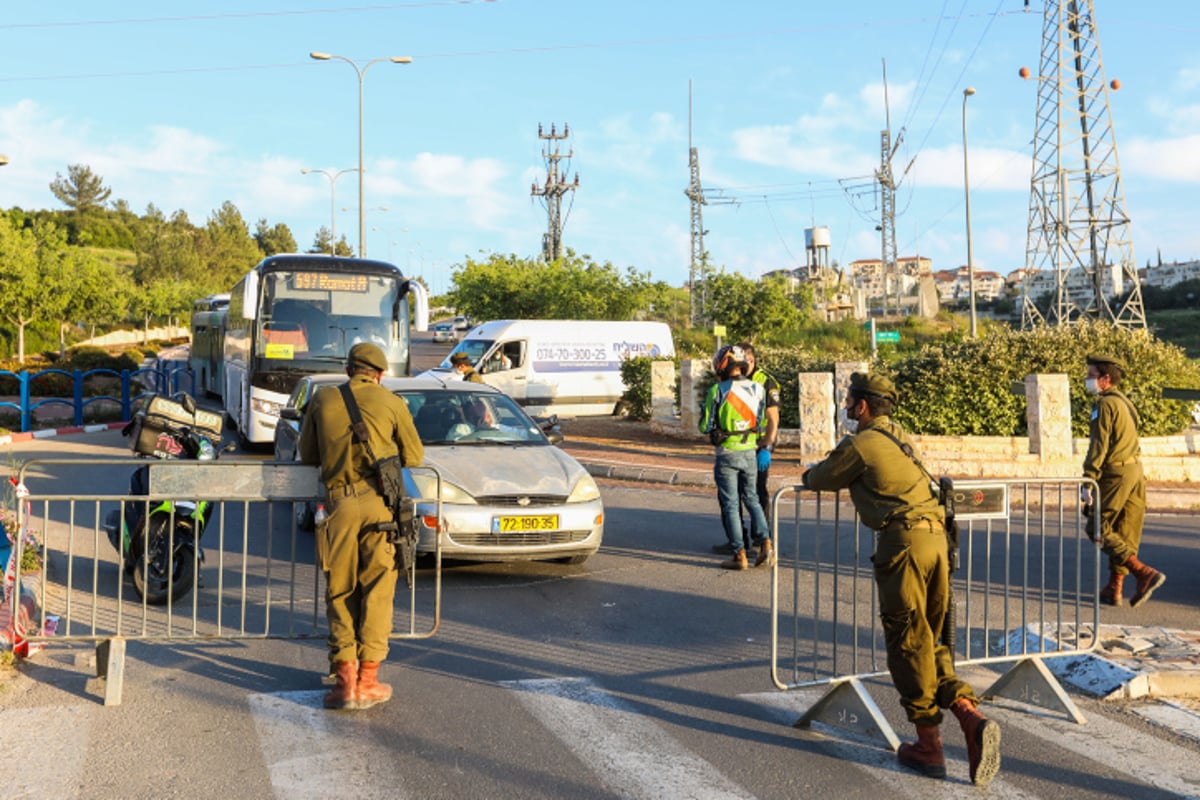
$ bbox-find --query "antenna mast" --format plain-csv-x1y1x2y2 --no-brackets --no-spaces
684,81,708,327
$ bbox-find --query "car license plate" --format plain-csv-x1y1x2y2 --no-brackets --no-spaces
492,514,559,533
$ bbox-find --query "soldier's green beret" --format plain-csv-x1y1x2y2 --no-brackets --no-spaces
347,342,388,372
849,371,898,403
1086,353,1126,372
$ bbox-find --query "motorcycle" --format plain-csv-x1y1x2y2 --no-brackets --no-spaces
103,393,223,605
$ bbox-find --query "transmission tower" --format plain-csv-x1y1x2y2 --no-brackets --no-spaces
1021,0,1145,330
530,123,579,262
684,83,707,326
876,62,902,316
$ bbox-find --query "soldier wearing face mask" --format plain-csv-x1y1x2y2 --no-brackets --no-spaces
1082,353,1165,608
803,372,1000,788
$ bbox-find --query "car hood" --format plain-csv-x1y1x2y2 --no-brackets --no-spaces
417,443,588,496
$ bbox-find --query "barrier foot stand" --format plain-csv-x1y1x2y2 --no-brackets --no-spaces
96,636,126,707
794,676,901,752
982,657,1085,724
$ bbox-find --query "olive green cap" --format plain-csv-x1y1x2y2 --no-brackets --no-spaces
1086,353,1125,371
449,351,472,366
849,371,898,403
347,342,387,372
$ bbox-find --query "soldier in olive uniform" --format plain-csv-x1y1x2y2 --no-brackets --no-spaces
300,342,424,710
802,372,1000,788
450,351,484,383
1083,353,1165,607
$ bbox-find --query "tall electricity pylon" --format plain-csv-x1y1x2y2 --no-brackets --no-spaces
684,82,708,326
876,61,902,316
530,123,579,262
1021,0,1145,329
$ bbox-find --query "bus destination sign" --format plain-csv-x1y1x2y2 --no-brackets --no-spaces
292,273,369,293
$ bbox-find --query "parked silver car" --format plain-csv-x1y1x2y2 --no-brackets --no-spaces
431,322,457,344
274,376,603,564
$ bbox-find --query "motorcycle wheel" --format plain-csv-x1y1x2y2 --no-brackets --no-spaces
131,512,196,605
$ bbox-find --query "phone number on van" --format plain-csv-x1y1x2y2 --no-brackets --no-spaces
535,346,608,361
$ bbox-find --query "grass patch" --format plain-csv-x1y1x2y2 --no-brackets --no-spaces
1147,309,1200,359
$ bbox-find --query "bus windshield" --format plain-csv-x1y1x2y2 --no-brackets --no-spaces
256,270,404,365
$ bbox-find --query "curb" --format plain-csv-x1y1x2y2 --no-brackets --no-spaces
0,421,126,446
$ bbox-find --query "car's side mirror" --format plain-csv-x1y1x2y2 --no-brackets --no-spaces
535,414,563,445
279,407,302,421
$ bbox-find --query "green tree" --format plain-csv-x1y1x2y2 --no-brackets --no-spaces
0,216,71,362
254,218,298,256
449,251,653,321
308,226,353,257
197,201,262,290
49,164,112,213
701,270,807,344
57,252,131,351
134,207,204,288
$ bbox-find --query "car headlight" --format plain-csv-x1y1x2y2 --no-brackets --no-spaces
411,471,477,504
567,473,601,503
252,397,282,417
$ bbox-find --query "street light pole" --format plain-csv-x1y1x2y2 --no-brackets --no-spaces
301,167,358,254
962,86,978,338
310,51,412,259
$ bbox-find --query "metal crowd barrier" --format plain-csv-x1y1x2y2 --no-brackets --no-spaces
769,478,1102,749
10,457,442,706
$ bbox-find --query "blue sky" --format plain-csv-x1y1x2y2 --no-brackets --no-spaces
1,2,1197,296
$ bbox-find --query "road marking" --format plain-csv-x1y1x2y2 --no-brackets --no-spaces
503,677,753,800
1,705,90,798
744,688,1035,799
248,690,405,800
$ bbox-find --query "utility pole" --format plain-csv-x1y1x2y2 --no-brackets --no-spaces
1021,0,1144,330
876,60,902,317
684,81,708,327
530,123,579,262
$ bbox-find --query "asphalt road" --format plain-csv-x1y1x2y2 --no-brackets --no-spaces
4,335,1200,798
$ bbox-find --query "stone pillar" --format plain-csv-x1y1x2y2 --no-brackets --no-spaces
1026,373,1073,460
650,360,676,423
797,372,836,459
679,358,706,434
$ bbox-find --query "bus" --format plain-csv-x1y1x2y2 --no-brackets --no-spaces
189,293,229,397
222,254,429,445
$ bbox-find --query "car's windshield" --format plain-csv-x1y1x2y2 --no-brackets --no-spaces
397,389,547,445
438,339,493,368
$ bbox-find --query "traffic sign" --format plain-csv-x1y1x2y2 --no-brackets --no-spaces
876,331,900,343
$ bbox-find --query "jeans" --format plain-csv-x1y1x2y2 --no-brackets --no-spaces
714,448,769,554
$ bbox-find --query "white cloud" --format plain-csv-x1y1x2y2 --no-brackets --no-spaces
1123,135,1200,181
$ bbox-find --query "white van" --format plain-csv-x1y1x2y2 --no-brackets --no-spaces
422,320,675,417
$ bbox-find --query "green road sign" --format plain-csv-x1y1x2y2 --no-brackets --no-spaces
876,331,900,343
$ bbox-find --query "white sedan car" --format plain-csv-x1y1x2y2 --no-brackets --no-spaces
276,377,604,565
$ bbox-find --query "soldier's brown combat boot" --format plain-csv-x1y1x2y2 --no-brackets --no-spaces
720,549,748,570
323,660,358,710
1099,571,1124,606
356,661,393,709
950,698,1000,788
897,724,946,779
1126,555,1166,608
754,538,776,568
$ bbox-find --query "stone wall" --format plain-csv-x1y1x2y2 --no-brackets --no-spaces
649,360,1200,482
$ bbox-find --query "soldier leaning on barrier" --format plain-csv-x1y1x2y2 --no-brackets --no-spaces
300,342,425,711
802,372,1000,788
1082,353,1166,608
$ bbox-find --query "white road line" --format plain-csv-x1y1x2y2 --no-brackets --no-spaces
744,689,1039,800
503,677,754,800
248,690,405,800
2,706,90,799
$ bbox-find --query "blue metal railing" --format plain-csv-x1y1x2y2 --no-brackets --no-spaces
0,360,194,433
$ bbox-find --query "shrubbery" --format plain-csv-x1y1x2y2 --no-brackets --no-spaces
683,322,1200,437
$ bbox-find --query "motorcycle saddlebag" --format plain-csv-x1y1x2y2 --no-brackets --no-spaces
128,395,223,458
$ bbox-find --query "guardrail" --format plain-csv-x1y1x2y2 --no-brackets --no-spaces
769,478,1102,749
0,360,193,433
9,457,441,706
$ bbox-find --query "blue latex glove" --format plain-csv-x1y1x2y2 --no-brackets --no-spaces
757,448,772,471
